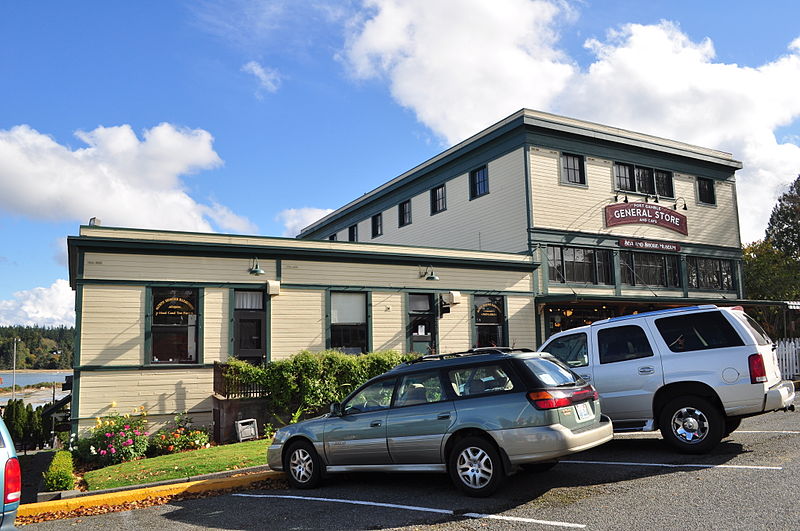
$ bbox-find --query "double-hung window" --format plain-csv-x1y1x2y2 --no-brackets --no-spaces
371,213,383,238
399,200,412,227
151,287,199,364
561,153,586,185
469,166,489,199
697,177,716,205
430,184,446,214
330,292,368,354
348,224,358,242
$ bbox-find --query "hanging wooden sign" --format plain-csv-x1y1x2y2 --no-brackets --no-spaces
604,203,688,235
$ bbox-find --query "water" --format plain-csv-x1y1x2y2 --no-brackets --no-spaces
0,371,70,389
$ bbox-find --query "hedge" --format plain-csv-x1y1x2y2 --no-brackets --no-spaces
225,350,417,424
43,450,75,492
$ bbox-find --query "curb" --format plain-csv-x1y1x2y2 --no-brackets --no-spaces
18,470,284,518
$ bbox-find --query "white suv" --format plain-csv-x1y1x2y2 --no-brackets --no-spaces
539,305,796,453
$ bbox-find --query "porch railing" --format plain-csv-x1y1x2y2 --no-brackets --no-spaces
213,362,269,399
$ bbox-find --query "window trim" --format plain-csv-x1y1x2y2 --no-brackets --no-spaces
348,224,358,242
371,213,383,239
430,184,447,215
469,165,489,200
145,286,204,366
696,177,716,206
560,152,587,187
327,290,372,354
619,250,681,289
547,245,613,286
613,162,675,199
398,199,412,227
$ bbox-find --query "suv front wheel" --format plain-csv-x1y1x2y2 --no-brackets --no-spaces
659,395,724,454
448,436,504,497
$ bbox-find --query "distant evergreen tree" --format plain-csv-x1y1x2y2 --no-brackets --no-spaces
766,174,800,260
0,326,74,369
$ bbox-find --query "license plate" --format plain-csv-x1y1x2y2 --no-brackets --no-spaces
574,401,593,422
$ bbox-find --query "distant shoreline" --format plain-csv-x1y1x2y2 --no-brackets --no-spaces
0,369,71,374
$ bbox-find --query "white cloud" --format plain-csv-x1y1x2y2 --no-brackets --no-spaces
0,123,257,234
0,279,74,327
276,207,334,237
242,60,282,95
341,3,800,243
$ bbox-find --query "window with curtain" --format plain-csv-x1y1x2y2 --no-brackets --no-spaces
331,292,368,354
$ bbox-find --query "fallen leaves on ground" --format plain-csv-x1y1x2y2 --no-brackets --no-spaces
15,477,287,526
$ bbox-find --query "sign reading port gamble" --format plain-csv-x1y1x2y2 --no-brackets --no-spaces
604,203,688,235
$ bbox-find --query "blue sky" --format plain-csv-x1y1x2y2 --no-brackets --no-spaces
1,0,799,326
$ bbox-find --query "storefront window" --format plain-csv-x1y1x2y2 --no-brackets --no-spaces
687,257,734,291
151,287,199,364
620,251,680,288
547,246,612,285
474,295,505,347
331,292,368,354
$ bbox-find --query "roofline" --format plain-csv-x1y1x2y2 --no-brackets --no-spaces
299,108,742,237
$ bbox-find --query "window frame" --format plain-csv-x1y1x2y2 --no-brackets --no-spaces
347,224,358,242
232,289,267,364
329,291,369,354
597,324,655,364
686,256,735,291
146,286,203,366
469,165,489,199
430,184,447,215
614,162,674,199
371,213,383,239
560,153,586,186
697,177,716,205
619,251,680,288
547,245,613,286
398,199,412,227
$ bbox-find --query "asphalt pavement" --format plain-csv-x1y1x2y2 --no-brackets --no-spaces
25,396,800,530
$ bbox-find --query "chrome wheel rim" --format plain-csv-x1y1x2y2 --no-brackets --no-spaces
670,407,709,444
456,446,493,489
289,448,313,483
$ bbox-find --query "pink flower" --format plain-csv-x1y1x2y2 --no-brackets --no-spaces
108,443,114,448
124,425,130,429
119,431,126,437
99,450,106,455
127,438,133,445
144,432,149,436
110,448,116,454
106,433,112,437
134,430,141,436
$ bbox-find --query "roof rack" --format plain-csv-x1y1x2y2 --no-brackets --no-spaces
405,347,534,364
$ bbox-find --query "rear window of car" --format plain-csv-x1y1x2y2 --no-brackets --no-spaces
730,311,772,346
655,311,744,352
522,357,581,387
448,364,515,397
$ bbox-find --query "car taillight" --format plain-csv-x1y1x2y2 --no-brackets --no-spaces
748,353,767,384
527,386,598,410
4,458,20,504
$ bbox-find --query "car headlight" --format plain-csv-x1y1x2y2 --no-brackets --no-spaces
272,429,289,444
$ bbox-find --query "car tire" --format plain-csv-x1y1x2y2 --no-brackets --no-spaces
723,417,742,438
284,440,324,489
448,436,504,497
659,395,724,454
521,460,559,473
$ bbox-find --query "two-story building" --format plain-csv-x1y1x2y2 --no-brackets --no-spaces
299,109,745,340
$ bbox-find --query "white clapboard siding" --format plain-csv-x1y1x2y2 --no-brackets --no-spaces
203,288,228,363
776,338,800,380
529,148,740,248
80,285,145,366
507,295,536,350
371,292,405,352
438,298,471,354
270,289,325,360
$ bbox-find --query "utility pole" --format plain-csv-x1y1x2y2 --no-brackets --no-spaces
11,337,18,403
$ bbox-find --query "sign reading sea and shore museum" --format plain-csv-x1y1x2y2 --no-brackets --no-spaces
618,238,681,252
604,203,688,235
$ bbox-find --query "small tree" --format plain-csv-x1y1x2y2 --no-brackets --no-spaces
766,174,800,260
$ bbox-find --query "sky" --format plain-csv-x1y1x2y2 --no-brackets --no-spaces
1,0,799,327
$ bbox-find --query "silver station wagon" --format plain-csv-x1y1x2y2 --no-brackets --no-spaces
268,348,613,496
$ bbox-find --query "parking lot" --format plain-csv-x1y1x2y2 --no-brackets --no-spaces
28,397,800,530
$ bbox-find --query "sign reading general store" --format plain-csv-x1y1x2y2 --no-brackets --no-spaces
604,203,688,235
618,238,681,252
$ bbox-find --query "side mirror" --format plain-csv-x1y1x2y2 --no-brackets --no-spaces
329,402,342,417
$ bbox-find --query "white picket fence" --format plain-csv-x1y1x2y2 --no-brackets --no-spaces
776,338,800,380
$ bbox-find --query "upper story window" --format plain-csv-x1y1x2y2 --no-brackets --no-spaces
430,184,446,214
697,177,716,205
151,287,199,364
399,200,412,227
328,233,337,241
561,153,586,185
547,245,612,285
620,251,680,288
469,165,489,199
615,163,674,198
348,224,358,242
371,213,383,238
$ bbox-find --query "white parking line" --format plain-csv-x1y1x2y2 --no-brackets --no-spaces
561,459,782,470
736,430,800,434
233,493,586,528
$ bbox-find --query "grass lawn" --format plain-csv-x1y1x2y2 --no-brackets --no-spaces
82,438,270,491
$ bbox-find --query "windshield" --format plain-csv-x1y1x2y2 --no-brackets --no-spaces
523,357,583,387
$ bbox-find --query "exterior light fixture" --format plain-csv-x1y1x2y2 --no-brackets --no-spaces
623,195,629,203
614,194,619,202
249,258,266,276
653,195,659,203
673,197,688,211
644,195,649,203
419,265,440,281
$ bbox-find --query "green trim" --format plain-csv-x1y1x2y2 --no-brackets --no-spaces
76,279,279,288
76,364,216,371
535,294,742,304
73,285,83,369
72,409,214,422
403,292,410,354
198,288,205,364
680,256,690,298
469,294,475,349
502,296,510,348
276,258,282,281
534,302,543,349
145,286,205,367
366,291,373,353
523,145,534,255
70,370,80,434
612,250,622,296
324,289,332,349
227,288,235,358
265,291,272,362
144,287,153,364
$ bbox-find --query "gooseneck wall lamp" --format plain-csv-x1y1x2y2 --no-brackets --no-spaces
419,265,440,281
249,258,266,276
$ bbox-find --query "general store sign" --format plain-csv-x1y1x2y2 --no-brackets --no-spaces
618,238,681,252
604,203,688,235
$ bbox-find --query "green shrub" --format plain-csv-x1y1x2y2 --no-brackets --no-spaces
150,412,211,456
43,451,74,492
225,350,416,424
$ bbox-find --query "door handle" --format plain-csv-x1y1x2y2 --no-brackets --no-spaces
578,374,592,382
638,366,655,375
370,420,382,427
437,413,451,420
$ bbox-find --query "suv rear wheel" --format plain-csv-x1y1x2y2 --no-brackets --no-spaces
659,395,723,454
448,436,504,497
